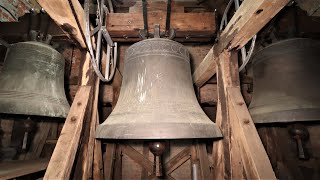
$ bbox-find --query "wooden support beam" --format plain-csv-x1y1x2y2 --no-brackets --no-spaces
43,86,91,180
106,12,216,41
23,121,52,160
199,84,217,105
211,50,246,179
0,159,49,180
211,50,275,179
73,78,100,180
113,144,123,180
104,143,116,180
193,0,290,87
165,147,191,175
129,1,185,13
38,1,104,180
227,87,275,179
93,113,104,180
121,144,153,174
141,142,150,180
195,143,211,180
36,0,86,48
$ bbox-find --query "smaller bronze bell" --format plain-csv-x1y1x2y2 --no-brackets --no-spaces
0,41,70,118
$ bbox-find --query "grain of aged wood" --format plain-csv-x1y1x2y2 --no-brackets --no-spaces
106,12,216,40
212,50,243,180
80,79,100,180
93,116,104,180
114,145,123,180
121,144,154,174
0,159,49,179
129,1,184,13
141,142,150,180
199,84,218,105
36,0,86,48
165,147,191,175
0,119,14,148
193,0,290,87
228,87,276,179
43,86,91,180
104,143,116,180
196,143,211,180
212,50,275,179
23,121,52,160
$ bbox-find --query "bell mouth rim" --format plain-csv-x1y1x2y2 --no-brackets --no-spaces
250,108,320,124
95,122,222,140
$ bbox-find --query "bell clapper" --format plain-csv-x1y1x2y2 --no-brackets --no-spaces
288,124,310,160
149,141,166,177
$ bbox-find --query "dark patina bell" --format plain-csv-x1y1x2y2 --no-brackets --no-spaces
0,41,70,118
249,38,320,123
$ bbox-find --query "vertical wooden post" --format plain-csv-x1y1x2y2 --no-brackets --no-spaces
114,144,123,180
212,50,243,180
141,142,150,180
104,143,116,180
196,143,212,180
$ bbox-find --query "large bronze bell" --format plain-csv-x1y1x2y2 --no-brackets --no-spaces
0,41,70,118
96,38,222,139
249,38,320,123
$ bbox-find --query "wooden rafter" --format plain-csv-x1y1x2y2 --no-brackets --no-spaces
192,0,290,87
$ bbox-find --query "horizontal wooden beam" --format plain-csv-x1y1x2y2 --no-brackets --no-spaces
44,86,91,180
106,12,216,41
192,0,290,87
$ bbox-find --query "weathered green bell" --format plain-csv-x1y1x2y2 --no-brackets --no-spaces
0,41,70,118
